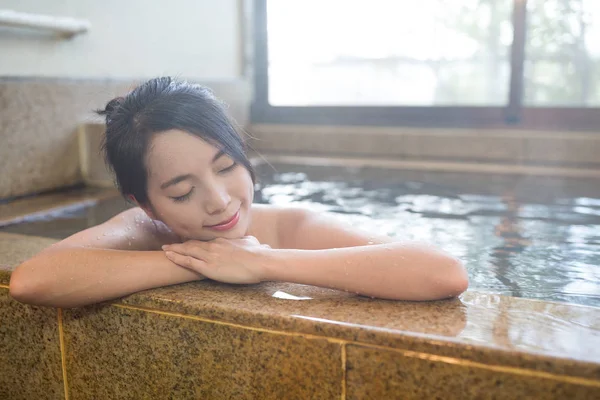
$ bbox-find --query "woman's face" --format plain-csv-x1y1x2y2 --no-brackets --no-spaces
143,129,254,241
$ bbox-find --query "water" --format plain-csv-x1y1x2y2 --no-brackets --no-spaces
255,164,600,307
3,163,600,307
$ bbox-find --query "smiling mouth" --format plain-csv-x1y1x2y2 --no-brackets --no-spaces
205,210,240,231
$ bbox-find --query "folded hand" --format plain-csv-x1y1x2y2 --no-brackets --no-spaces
162,236,271,284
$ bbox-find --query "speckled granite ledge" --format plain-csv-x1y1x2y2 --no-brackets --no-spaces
1,232,599,399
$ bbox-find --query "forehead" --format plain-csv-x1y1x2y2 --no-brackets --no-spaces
146,130,219,175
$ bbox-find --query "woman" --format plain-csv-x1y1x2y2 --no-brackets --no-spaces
9,77,468,308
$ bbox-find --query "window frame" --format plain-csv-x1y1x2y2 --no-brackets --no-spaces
251,0,600,131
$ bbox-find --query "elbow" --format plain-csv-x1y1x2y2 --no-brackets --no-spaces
9,264,45,306
441,257,469,298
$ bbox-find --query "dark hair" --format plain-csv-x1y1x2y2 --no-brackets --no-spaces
97,77,255,206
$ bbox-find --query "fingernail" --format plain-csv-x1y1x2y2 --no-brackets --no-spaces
162,245,169,250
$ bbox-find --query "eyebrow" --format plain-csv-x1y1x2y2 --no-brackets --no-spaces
159,150,226,190
212,149,225,163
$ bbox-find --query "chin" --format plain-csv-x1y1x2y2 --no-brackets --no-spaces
217,220,249,239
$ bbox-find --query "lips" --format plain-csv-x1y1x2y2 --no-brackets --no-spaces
205,210,240,231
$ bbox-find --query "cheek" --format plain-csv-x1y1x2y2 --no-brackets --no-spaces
246,178,255,203
236,169,255,202
151,200,201,230
165,214,207,240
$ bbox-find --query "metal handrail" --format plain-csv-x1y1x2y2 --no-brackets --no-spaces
0,9,90,37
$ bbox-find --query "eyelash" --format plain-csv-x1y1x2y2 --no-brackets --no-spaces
218,162,237,174
169,163,237,203
171,187,195,203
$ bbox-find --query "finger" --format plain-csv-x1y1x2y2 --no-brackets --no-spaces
164,251,207,274
163,241,209,259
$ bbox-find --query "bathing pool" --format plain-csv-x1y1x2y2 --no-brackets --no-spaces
3,162,600,307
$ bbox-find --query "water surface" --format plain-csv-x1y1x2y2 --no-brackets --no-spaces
3,163,600,307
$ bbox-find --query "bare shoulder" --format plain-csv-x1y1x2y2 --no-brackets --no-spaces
52,207,179,251
247,204,285,249
254,205,393,250
248,204,321,249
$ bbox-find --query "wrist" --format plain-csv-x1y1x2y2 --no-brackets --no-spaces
256,247,285,282
151,250,204,281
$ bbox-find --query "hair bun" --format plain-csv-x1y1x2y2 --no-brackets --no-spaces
96,96,125,121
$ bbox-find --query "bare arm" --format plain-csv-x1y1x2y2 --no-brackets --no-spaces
163,208,468,301
9,208,202,308
263,244,466,300
268,208,468,300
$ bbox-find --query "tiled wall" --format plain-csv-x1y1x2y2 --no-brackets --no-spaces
0,290,64,400
2,288,599,400
1,232,599,399
0,78,250,201
345,345,595,399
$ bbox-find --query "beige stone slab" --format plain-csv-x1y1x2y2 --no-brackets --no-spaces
62,304,342,399
0,288,65,400
249,124,600,167
401,131,524,162
249,125,406,158
525,135,600,165
0,81,121,200
249,124,527,162
0,232,57,285
345,344,600,399
78,123,114,186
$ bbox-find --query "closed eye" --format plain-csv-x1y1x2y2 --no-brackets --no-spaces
170,187,195,203
218,162,238,174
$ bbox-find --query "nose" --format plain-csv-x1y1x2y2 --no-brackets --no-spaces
203,183,231,215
